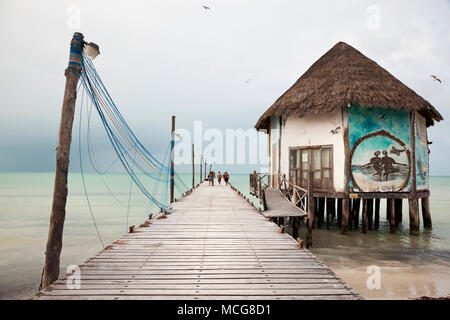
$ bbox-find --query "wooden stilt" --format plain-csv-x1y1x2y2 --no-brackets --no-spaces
292,216,299,239
409,197,420,235
361,199,367,233
191,144,195,189
421,196,432,228
352,198,361,229
367,199,374,231
395,199,402,227
317,197,325,228
348,199,353,231
169,116,175,203
386,198,391,220
306,159,314,248
337,198,343,228
341,198,350,234
389,199,396,233
326,198,335,229
374,198,380,229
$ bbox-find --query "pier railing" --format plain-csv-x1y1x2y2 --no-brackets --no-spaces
279,174,308,214
249,171,268,210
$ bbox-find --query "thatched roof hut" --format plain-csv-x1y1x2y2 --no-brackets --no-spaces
255,42,443,129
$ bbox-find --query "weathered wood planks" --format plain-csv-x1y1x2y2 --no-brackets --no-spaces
35,182,359,300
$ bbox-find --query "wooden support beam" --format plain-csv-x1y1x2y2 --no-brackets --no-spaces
42,33,84,290
388,199,396,233
421,196,432,228
326,198,335,229
361,199,367,234
395,198,403,227
341,199,350,234
191,144,195,189
409,197,420,235
367,199,374,231
292,217,299,239
317,197,325,229
337,198,343,228
352,198,361,229
386,198,391,221
348,199,353,231
374,198,380,229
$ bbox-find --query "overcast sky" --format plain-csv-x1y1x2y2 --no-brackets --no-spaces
0,0,449,174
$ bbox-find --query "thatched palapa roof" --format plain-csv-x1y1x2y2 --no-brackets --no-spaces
255,42,443,129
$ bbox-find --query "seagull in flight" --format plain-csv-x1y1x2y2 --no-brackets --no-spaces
203,6,211,10
244,79,251,84
431,75,441,83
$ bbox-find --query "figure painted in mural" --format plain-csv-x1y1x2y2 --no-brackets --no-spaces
362,151,383,180
381,150,407,181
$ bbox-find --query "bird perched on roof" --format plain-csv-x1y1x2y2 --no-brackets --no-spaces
431,75,441,83
330,127,341,134
203,6,210,10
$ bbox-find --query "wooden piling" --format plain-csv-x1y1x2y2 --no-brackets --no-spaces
200,155,203,183
352,198,361,229
421,196,432,228
348,199,353,231
361,199,367,233
317,197,325,228
326,198,335,229
337,198,343,228
409,197,420,235
388,199,396,233
395,198,402,227
367,199,374,230
306,165,314,248
292,216,299,239
374,198,380,229
42,33,85,290
341,199,350,234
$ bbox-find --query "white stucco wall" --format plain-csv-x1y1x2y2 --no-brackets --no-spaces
270,110,346,191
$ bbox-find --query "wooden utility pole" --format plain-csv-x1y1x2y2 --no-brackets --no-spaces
192,144,195,188
42,33,85,289
170,116,175,203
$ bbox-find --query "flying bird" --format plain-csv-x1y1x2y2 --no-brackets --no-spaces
203,6,210,10
330,127,341,134
379,114,386,120
244,79,251,84
389,145,406,156
431,75,441,83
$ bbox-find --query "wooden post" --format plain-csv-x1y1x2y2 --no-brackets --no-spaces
326,198,335,229
317,197,325,228
421,196,432,228
389,199,396,233
200,155,203,183
306,155,314,248
341,199,350,234
42,33,85,289
374,198,380,229
337,198,343,228
386,198,391,220
409,197,420,235
352,198,361,229
367,199,374,230
395,199,403,227
348,199,353,231
204,161,207,181
292,217,299,239
191,144,195,189
169,116,175,203
361,199,367,233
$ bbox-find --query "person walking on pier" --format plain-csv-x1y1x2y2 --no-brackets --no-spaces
224,171,229,186
217,171,222,184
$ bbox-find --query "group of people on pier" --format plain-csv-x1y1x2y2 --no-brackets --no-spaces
208,171,229,186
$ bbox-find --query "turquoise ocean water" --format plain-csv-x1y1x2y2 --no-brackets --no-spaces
0,173,449,299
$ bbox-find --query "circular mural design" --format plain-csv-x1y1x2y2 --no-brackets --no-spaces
350,130,411,192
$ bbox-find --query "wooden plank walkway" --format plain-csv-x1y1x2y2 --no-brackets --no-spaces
262,187,307,218
35,182,359,300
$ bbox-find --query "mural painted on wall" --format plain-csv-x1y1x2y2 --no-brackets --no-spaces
348,104,412,192
415,113,429,190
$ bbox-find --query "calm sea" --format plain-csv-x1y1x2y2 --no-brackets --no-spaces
0,172,449,299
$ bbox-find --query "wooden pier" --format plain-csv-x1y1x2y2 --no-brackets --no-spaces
35,182,359,300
